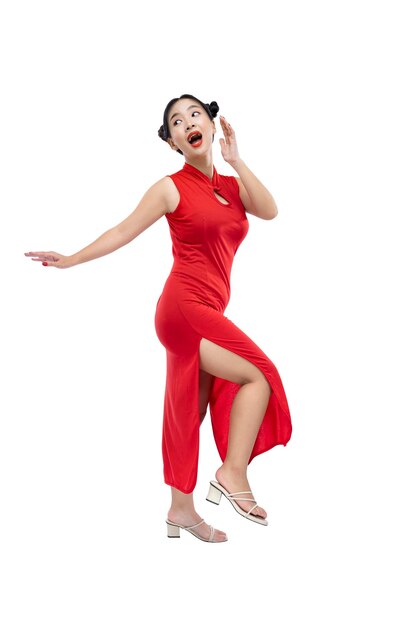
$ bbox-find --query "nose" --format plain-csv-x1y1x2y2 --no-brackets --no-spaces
186,120,196,131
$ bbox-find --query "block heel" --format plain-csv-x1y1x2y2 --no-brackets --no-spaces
166,522,181,538
206,482,222,504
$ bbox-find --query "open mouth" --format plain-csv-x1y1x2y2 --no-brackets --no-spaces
187,131,203,146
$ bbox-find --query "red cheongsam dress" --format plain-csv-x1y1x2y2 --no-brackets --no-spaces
154,162,292,493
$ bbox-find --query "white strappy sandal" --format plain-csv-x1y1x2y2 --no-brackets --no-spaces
166,518,227,542
206,480,268,526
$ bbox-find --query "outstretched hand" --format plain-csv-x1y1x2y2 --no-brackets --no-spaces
219,115,241,166
24,251,72,268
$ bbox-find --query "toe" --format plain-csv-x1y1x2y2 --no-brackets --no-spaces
253,505,267,518
215,529,228,542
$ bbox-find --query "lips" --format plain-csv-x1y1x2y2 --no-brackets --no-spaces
187,131,203,148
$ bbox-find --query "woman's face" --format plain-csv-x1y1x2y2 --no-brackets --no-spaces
167,98,216,157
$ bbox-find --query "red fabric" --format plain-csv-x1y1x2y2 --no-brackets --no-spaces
154,162,292,493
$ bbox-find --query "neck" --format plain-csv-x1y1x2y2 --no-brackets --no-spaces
184,153,214,180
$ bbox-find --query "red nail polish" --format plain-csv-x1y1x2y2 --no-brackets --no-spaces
42,261,48,266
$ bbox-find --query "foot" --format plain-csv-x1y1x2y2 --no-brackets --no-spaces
167,508,227,542
215,466,267,521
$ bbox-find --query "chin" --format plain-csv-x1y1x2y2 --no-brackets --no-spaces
185,146,211,159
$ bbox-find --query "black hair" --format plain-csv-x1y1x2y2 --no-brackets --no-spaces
158,94,219,155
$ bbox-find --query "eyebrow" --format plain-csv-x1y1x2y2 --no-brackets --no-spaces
169,104,201,122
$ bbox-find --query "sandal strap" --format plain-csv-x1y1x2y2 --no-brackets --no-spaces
246,503,261,517
188,520,217,542
184,518,205,531
227,491,256,503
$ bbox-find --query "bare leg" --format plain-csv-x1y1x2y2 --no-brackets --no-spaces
198,369,214,424
199,338,272,519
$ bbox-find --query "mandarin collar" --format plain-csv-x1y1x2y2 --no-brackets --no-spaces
182,162,221,191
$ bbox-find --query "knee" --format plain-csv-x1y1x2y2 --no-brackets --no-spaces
256,372,273,395
264,378,273,395
242,374,272,397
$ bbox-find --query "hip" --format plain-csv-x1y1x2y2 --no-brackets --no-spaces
157,271,230,313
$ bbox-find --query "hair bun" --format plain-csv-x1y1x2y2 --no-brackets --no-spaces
207,101,219,118
158,124,167,140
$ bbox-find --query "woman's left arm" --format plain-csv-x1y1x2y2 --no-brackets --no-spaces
219,115,278,220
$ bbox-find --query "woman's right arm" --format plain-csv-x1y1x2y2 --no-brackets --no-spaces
25,177,176,268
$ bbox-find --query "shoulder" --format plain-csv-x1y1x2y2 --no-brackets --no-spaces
231,176,247,198
152,176,180,214
232,176,242,190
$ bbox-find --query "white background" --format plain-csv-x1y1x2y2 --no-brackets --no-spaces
1,0,416,624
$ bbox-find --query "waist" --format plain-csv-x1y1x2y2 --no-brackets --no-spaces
163,267,230,312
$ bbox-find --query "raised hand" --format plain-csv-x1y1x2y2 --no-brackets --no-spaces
24,251,72,268
219,115,241,167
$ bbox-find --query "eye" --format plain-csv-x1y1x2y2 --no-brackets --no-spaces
192,111,200,117
173,118,182,126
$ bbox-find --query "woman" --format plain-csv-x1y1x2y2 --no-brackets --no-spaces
25,94,292,543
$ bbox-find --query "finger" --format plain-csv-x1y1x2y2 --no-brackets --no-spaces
30,256,54,263
27,252,59,262
219,116,229,131
220,116,230,135
222,120,235,143
220,115,234,132
25,251,54,260
30,258,54,266
226,121,235,137
220,123,231,144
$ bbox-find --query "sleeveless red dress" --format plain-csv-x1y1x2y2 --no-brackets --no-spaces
154,162,292,493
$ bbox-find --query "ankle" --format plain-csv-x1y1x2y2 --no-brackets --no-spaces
216,464,248,482
168,502,196,516
167,506,202,528
169,487,196,513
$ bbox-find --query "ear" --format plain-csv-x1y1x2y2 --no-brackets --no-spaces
167,138,178,151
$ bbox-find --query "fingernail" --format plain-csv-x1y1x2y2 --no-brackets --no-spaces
42,261,48,266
